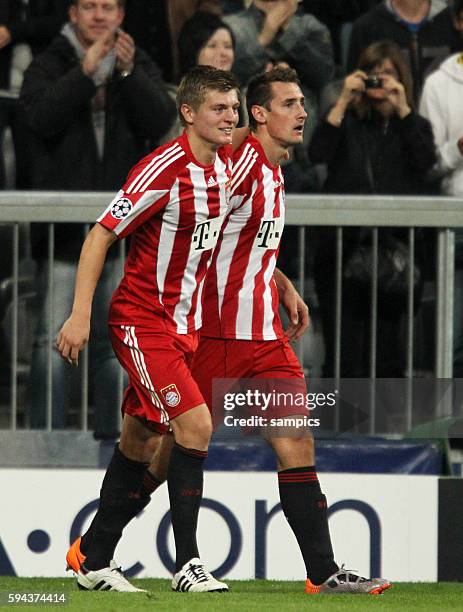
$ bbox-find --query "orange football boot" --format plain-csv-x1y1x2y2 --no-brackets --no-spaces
66,537,86,573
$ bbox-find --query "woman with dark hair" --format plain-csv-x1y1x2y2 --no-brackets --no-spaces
177,10,235,77
311,40,426,195
309,40,436,386
161,10,236,141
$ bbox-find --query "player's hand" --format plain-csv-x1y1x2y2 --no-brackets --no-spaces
56,313,90,367
115,30,135,74
0,25,11,49
82,31,114,77
275,271,310,341
282,287,310,341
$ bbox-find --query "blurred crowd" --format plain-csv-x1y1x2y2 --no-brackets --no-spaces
1,0,463,436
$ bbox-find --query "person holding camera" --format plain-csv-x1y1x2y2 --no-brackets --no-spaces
325,65,412,131
309,40,436,385
347,0,461,102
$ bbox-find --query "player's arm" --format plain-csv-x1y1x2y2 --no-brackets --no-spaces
274,267,310,341
232,126,250,151
56,224,117,366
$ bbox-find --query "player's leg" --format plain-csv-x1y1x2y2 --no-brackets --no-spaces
80,415,165,568
253,339,338,586
267,434,391,594
167,404,228,592
257,339,391,594
99,327,226,593
66,325,176,591
67,414,164,592
148,429,175,479
190,336,247,428
168,404,211,569
266,434,339,585
67,423,174,589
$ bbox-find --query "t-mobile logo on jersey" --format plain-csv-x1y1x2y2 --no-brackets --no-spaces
192,214,224,251
255,217,284,249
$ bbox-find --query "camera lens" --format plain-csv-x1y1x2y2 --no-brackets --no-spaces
365,75,382,89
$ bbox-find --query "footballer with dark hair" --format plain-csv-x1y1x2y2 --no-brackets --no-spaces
191,66,392,595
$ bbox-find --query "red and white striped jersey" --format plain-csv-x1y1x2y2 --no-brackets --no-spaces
201,133,285,340
98,131,232,334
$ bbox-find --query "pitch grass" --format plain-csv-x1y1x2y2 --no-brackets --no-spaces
1,578,463,611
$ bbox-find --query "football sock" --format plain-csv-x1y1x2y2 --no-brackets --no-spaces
278,466,338,585
140,469,164,496
82,444,163,570
168,442,207,572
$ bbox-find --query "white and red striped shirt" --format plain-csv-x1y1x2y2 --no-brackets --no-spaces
201,134,285,340
98,132,232,333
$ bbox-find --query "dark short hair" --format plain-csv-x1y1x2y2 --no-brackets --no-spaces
177,65,239,126
177,11,235,80
246,67,301,130
70,0,125,7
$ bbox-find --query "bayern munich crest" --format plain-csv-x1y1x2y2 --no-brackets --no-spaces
110,197,132,220
160,384,181,408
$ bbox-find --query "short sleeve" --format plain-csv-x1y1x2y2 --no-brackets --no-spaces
97,142,185,238
229,143,258,208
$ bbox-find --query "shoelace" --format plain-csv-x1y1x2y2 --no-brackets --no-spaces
109,568,143,591
186,563,208,584
339,563,357,573
110,566,133,584
336,564,365,584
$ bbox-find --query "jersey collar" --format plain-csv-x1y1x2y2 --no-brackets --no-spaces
246,133,280,171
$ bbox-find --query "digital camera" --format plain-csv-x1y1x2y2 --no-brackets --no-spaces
364,75,382,89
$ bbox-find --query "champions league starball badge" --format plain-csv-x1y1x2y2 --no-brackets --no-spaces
161,384,181,408
111,198,133,219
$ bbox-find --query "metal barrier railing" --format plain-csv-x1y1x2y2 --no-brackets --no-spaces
1,192,463,434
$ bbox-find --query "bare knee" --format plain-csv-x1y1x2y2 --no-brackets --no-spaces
170,404,212,451
119,414,161,463
174,419,212,450
267,435,315,470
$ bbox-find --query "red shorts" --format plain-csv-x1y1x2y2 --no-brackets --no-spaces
109,325,205,434
190,337,307,428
